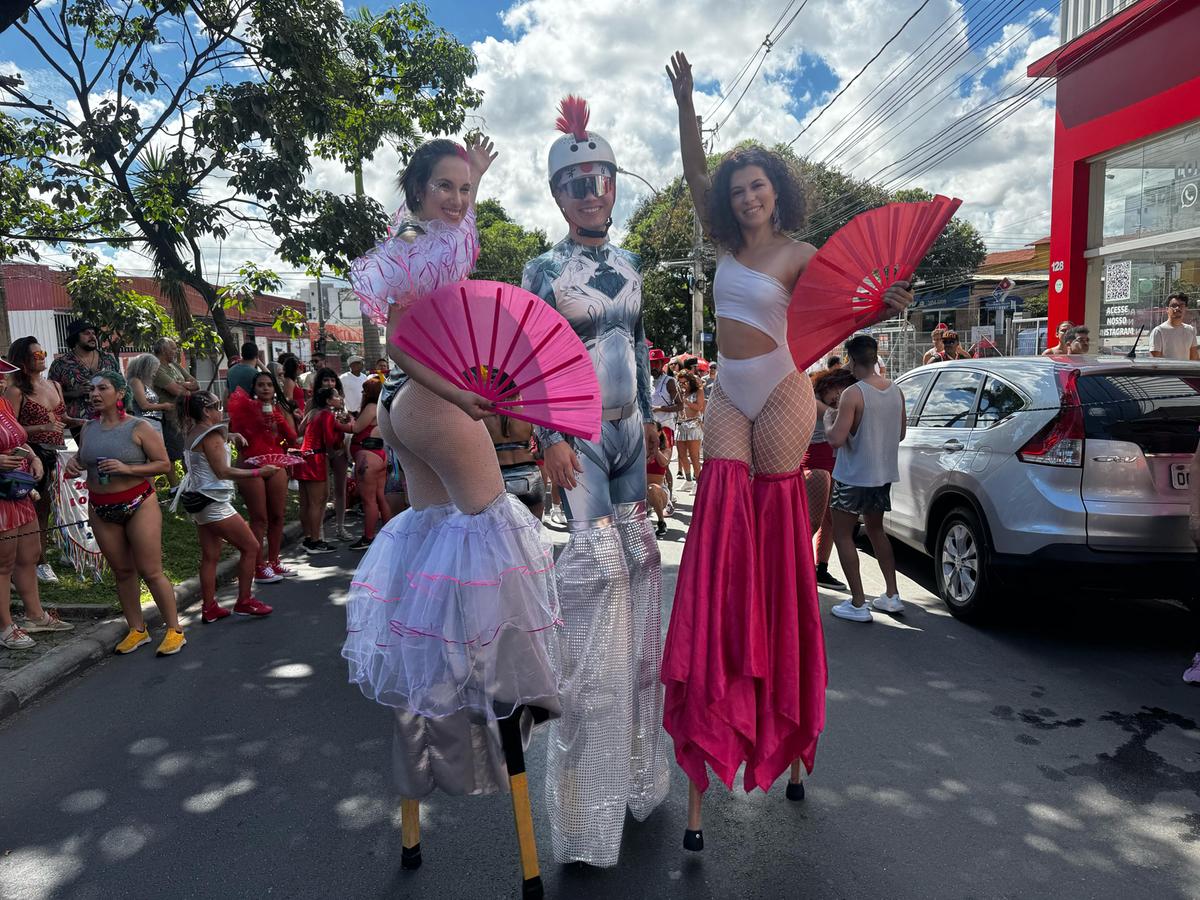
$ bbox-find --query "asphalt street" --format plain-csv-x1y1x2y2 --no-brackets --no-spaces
1,492,1198,900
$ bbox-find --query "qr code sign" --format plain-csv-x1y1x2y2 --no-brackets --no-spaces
1105,260,1132,302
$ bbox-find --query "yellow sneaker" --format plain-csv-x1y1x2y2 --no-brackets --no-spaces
156,628,186,657
115,627,150,655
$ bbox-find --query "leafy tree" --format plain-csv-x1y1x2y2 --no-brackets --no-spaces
1022,292,1048,318
476,199,550,287
1,0,479,359
622,142,987,352
66,252,176,350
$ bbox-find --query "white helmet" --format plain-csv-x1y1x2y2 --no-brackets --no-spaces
547,95,616,186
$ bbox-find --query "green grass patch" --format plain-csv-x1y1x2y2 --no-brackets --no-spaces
26,486,300,612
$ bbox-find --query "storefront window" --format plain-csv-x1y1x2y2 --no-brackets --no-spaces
1093,236,1200,355
1092,126,1200,245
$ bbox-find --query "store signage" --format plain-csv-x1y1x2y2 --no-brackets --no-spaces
1183,182,1198,209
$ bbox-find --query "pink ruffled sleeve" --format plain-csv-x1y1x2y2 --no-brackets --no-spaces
349,204,480,327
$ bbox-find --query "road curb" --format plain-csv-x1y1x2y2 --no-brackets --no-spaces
0,522,304,725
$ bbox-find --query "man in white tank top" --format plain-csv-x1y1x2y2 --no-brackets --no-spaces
823,333,906,623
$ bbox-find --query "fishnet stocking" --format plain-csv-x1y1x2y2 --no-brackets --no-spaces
751,371,816,475
386,380,504,515
803,469,831,535
700,383,752,463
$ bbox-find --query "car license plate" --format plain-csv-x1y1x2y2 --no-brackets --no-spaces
1170,462,1190,490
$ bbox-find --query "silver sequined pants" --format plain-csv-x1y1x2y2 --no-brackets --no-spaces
544,499,669,867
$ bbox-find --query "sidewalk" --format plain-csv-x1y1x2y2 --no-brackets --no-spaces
0,522,302,722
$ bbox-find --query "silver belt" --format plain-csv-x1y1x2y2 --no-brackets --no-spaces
602,402,636,421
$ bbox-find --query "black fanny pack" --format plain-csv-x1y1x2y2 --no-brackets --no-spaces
180,491,215,514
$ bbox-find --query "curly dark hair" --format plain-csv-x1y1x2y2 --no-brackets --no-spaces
812,368,857,401
707,146,807,252
677,371,704,396
399,139,468,213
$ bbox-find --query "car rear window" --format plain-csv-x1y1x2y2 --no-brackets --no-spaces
1076,373,1200,453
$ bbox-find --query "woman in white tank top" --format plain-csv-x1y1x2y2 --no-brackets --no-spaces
661,51,914,852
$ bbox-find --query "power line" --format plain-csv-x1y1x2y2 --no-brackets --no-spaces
787,0,934,149
803,0,1004,161
818,0,1038,172
790,1,1161,244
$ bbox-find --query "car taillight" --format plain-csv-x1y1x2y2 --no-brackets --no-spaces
1018,369,1084,467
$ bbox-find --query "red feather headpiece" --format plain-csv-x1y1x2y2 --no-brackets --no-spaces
555,96,590,141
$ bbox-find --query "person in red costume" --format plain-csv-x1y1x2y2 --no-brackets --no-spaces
662,51,913,852
226,372,298,579
294,387,354,554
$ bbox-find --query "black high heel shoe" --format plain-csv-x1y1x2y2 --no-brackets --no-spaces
786,780,805,801
683,829,704,852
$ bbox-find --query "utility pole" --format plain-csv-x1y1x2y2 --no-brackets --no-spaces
355,163,383,364
316,271,327,365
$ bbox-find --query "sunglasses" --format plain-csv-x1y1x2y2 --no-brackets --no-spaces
31,350,46,360
562,174,614,201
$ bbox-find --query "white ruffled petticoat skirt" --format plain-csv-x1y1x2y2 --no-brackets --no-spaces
342,492,561,723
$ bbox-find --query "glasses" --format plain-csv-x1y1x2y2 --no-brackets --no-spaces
562,174,614,200
31,350,46,360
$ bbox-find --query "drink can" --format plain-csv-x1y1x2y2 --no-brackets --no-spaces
96,456,110,485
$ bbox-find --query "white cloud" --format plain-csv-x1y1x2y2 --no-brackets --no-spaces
8,0,1064,298
372,0,1061,251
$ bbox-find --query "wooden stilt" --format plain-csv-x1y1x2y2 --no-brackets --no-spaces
400,798,422,870
498,710,543,899
684,780,704,851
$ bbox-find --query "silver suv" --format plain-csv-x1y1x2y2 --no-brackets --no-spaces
888,356,1200,620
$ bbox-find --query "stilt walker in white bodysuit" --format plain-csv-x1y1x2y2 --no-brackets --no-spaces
523,97,670,867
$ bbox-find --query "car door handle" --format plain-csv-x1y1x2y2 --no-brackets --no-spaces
942,439,964,452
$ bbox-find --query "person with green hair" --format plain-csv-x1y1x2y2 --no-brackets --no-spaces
65,370,185,656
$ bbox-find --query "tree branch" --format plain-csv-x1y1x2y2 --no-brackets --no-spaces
14,21,81,96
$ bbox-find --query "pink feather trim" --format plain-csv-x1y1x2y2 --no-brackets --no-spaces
555,95,590,141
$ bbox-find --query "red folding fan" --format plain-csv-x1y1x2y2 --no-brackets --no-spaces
788,195,962,371
393,280,602,441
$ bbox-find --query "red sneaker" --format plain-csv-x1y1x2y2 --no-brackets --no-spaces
253,565,282,584
233,597,273,617
270,559,298,577
201,602,231,624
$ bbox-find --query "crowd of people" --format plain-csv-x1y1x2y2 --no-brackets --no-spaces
3,49,1198,895
0,327,413,653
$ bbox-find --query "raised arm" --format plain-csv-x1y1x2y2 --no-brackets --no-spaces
667,51,712,236
465,135,498,209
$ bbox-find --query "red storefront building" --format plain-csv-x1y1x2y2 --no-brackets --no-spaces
1030,0,1200,354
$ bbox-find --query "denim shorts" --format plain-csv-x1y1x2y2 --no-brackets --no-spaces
831,480,892,515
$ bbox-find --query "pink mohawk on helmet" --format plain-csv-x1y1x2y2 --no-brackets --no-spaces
555,96,590,141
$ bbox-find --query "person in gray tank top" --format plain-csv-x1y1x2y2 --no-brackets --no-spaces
824,334,906,622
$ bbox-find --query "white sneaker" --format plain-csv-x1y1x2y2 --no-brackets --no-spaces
831,600,872,622
20,611,74,633
35,564,58,583
548,507,567,528
0,623,35,649
870,593,905,613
